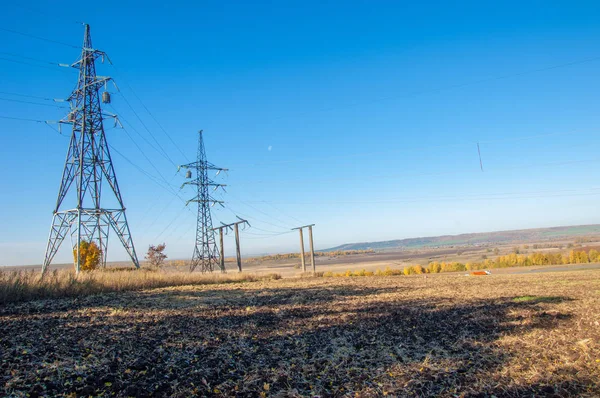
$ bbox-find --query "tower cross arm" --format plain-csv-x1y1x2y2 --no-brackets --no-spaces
185,199,225,206
206,163,228,172
70,48,109,68
292,224,316,231
180,181,227,189
178,162,228,171
67,77,113,101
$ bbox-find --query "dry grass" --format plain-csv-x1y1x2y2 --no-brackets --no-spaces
1,271,599,396
0,269,281,305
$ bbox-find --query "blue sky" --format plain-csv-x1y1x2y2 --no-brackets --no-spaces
2,1,600,266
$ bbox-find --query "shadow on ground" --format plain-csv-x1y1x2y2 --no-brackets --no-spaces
0,283,594,397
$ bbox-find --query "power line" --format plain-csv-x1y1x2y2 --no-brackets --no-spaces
112,93,177,167
228,130,582,168
0,111,184,197
173,221,198,243
0,56,71,72
0,97,67,108
0,115,46,123
237,187,600,205
247,224,293,234
109,63,190,161
10,111,598,214
43,117,195,256
108,104,179,168
8,4,84,25
1,113,190,231
142,195,180,231
154,205,189,241
134,171,187,228
109,142,201,239
110,125,195,227
243,233,295,240
108,143,176,193
225,194,295,230
245,231,294,239
116,123,180,192
0,90,57,101
0,115,70,139
231,152,600,186
0,51,67,67
242,230,295,237
257,55,600,124
4,112,597,206
0,27,79,49
223,205,292,231
253,200,305,225
44,122,68,137
0,58,296,247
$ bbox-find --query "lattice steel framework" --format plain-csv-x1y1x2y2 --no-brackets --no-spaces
179,131,226,272
42,24,139,274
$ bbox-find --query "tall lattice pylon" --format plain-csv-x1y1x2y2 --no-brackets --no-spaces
179,131,227,272
42,24,139,274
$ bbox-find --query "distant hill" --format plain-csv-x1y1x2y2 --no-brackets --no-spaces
323,224,600,251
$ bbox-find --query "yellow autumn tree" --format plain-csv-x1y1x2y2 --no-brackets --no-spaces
427,262,441,273
412,265,425,274
73,240,102,271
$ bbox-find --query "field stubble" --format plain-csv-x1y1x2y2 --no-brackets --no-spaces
0,269,281,305
1,271,599,397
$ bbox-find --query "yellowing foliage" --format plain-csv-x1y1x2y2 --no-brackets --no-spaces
320,249,598,278
73,241,102,271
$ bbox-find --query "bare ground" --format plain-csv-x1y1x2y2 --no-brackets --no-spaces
1,271,599,397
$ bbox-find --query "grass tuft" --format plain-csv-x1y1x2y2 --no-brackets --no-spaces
512,295,564,303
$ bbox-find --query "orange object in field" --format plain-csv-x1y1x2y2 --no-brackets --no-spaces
470,271,491,276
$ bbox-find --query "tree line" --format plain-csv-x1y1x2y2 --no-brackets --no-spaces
410,249,598,275
323,249,599,277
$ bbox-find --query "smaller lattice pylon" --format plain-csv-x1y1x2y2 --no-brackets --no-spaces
178,130,227,272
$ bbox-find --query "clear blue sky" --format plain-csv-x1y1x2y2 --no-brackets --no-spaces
2,1,600,266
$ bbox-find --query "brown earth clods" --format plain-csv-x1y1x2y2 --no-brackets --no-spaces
1,271,599,397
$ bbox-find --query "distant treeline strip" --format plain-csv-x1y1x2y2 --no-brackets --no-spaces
322,249,599,277
251,250,375,262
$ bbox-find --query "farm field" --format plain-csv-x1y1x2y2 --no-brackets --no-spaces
1,270,599,397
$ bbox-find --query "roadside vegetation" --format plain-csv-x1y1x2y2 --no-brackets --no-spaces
0,269,281,305
323,249,600,277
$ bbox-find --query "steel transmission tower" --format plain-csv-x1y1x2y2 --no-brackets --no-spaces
42,24,140,274
179,131,227,272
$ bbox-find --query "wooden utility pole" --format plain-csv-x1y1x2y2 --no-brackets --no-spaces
219,228,225,272
211,223,228,273
234,223,242,272
212,218,249,273
308,225,315,273
298,228,306,271
292,224,316,273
